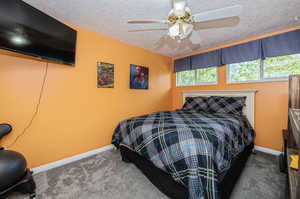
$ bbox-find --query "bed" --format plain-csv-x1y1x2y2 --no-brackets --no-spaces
112,90,257,199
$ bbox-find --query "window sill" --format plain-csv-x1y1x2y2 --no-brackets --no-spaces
176,82,218,87
227,78,288,85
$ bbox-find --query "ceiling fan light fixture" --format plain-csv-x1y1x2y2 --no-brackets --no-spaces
168,24,179,39
168,23,193,40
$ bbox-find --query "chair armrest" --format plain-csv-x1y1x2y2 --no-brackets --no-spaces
0,124,12,139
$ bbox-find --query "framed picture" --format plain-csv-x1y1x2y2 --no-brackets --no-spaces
97,62,114,88
130,64,149,89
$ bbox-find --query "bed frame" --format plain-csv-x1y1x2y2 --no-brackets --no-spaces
120,143,254,199
120,90,257,199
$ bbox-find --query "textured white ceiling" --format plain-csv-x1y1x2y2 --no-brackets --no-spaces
23,0,300,57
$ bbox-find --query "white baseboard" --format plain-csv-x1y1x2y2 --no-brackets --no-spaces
31,144,281,174
32,144,115,174
254,145,281,156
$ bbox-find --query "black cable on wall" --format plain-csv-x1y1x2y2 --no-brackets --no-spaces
7,62,49,148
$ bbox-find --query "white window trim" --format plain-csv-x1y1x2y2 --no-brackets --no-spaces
226,76,288,85
176,81,218,87
176,67,218,87
226,59,290,84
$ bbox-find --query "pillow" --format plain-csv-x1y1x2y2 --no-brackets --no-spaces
207,96,246,115
182,97,209,112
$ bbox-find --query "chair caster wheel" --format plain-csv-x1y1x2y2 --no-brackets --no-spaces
30,193,36,198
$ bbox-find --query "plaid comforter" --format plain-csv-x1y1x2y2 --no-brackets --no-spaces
112,110,255,199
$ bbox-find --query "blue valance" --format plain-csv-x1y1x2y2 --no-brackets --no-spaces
262,29,300,58
173,29,300,72
221,40,262,64
174,57,191,72
191,50,222,69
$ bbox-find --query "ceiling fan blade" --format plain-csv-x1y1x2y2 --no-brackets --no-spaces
193,5,242,23
154,35,168,50
154,35,178,50
180,38,201,51
128,20,169,24
194,16,240,30
187,41,201,51
173,37,201,52
188,31,202,44
128,28,168,32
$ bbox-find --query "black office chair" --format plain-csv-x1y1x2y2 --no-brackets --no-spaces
0,124,36,198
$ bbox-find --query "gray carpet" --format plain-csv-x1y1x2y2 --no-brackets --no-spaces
8,149,286,199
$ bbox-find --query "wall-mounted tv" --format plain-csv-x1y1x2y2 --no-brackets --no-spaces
0,0,77,66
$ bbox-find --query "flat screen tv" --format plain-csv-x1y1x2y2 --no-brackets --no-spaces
0,0,77,66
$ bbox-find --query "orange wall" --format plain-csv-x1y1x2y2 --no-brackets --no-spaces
0,26,172,168
172,26,300,152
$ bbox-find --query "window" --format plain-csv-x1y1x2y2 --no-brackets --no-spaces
264,54,300,79
228,60,260,82
176,67,217,86
227,54,300,83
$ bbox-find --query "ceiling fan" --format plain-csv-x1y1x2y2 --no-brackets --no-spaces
128,0,242,49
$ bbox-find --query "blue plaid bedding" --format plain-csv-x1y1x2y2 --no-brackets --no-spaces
112,110,255,199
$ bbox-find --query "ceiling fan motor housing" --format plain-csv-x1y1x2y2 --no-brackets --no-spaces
167,7,194,40
168,7,193,24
